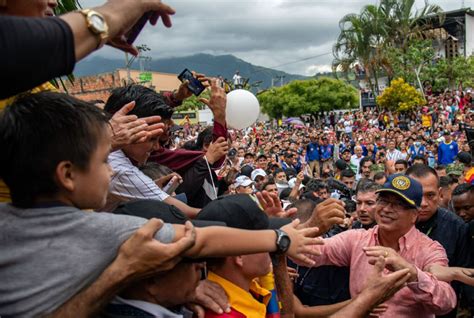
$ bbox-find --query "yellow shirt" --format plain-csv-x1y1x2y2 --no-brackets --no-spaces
0,82,58,202
421,114,431,128
207,271,271,318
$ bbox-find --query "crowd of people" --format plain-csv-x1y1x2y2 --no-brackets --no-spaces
1,0,474,317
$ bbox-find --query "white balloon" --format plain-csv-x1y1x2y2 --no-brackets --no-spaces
225,89,260,130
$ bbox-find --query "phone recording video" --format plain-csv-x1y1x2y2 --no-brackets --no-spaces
178,69,206,96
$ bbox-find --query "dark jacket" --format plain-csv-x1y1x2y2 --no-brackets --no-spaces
416,208,470,318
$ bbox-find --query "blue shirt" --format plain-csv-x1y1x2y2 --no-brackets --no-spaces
438,141,458,165
408,144,426,160
306,142,320,161
320,144,334,160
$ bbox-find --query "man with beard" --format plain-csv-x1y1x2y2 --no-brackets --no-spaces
353,181,380,230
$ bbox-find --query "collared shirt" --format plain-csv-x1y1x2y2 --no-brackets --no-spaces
103,150,169,212
205,272,271,318
386,149,403,162
306,226,456,317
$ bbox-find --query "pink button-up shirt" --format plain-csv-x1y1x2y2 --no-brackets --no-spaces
309,225,456,317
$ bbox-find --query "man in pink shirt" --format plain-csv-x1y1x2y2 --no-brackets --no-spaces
305,174,456,317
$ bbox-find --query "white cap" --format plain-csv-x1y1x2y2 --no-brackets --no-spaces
233,175,254,188
251,168,267,181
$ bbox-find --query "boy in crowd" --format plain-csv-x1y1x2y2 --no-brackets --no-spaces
0,92,322,317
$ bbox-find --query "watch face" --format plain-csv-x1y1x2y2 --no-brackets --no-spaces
280,235,291,252
90,14,106,32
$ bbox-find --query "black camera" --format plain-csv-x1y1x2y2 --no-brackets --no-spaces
228,148,237,158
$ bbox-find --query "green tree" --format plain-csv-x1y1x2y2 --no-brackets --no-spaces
174,90,210,112
258,78,358,121
426,56,474,91
333,4,388,95
380,0,443,53
333,0,444,95
377,78,424,111
386,39,435,95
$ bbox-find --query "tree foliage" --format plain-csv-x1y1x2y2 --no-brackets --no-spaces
333,0,443,95
258,78,359,119
377,78,424,111
175,90,210,112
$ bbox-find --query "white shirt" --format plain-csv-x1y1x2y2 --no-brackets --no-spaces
386,149,403,162
233,74,242,85
344,120,352,133
103,150,169,212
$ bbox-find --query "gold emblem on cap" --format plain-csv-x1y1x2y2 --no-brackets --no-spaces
392,176,410,190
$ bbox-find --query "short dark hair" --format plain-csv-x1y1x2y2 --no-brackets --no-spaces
395,159,408,168
273,168,285,176
439,176,455,189
104,84,173,119
341,169,356,179
452,183,473,196
406,164,439,185
261,181,277,191
0,92,109,208
356,179,382,194
412,155,426,164
195,127,214,150
306,179,329,192
287,199,317,223
373,172,386,181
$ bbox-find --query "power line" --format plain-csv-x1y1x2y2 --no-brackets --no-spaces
250,51,332,75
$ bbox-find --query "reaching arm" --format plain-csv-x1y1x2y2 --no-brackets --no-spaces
0,0,176,99
47,219,195,317
173,219,322,266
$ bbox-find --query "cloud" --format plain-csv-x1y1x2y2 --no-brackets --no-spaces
79,0,464,75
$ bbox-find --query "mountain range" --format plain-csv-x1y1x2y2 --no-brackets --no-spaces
74,53,308,89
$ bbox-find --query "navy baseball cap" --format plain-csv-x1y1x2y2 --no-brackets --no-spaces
196,194,291,230
375,174,423,208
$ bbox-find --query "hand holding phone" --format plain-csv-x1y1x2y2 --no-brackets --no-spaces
162,175,181,195
178,69,206,96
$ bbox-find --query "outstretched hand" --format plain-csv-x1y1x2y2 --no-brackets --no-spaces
199,78,227,126
256,190,296,218
301,198,345,235
281,219,323,267
363,256,411,308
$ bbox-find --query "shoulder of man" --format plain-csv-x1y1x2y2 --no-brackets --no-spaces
437,207,468,229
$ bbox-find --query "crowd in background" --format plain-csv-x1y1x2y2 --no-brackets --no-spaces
1,0,474,317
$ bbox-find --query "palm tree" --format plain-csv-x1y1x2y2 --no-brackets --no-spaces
332,5,387,95
380,0,443,52
333,0,444,95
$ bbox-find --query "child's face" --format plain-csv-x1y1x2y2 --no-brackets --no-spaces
69,129,112,210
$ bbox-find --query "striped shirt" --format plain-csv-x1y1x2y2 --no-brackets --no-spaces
103,150,169,212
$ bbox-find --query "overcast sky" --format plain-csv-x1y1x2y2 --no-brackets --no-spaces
81,0,469,75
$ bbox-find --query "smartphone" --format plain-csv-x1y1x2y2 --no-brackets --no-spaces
125,12,153,45
163,176,180,195
178,68,206,96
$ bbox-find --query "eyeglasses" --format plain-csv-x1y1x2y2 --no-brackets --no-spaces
376,197,415,211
